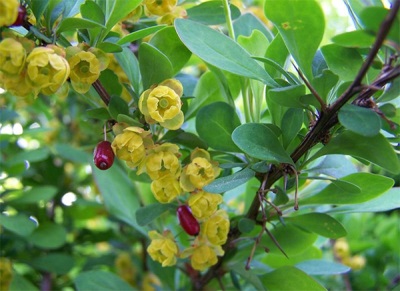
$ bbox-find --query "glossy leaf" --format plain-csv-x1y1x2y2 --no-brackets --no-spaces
30,253,75,275
265,0,325,80
30,0,49,21
232,123,293,165
332,30,376,48
108,96,129,120
359,7,399,43
85,108,111,120
97,42,122,53
233,12,274,41
75,270,135,291
268,84,307,108
204,168,255,193
99,69,122,97
265,33,289,78
139,43,173,89
136,203,175,226
238,217,256,233
117,25,166,45
5,186,57,205
307,155,357,179
261,266,326,290
231,264,266,291
114,47,141,94
9,273,39,291
281,108,304,149
296,260,350,275
285,213,347,239
57,18,106,33
187,1,241,25
302,173,394,205
311,70,339,103
0,214,36,237
92,162,146,235
338,104,381,136
10,147,50,165
29,222,67,249
101,0,142,32
54,143,91,163
175,19,278,87
162,130,208,150
309,131,400,174
196,102,241,152
80,0,105,24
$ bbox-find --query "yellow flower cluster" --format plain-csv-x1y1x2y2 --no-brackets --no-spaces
334,238,366,271
0,0,19,27
0,37,108,98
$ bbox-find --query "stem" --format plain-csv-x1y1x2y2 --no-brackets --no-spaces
222,0,235,40
92,80,111,106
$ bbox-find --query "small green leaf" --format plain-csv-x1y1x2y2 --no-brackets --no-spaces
6,186,57,205
103,0,142,33
139,43,173,89
30,0,50,21
187,1,241,25
332,30,376,48
80,0,105,24
117,114,143,127
97,42,122,53
108,96,129,119
302,173,394,205
75,270,135,291
30,253,75,275
175,19,278,87
233,12,274,41
231,264,266,291
310,131,400,174
260,266,326,291
265,33,289,78
285,213,347,239
359,7,399,43
311,70,339,103
265,0,325,80
30,222,67,249
10,147,50,165
232,123,293,165
0,214,36,237
204,168,255,193
238,217,256,233
281,108,304,149
196,102,241,152
115,47,141,94
57,18,106,33
117,26,166,45
163,130,208,150
54,143,91,163
136,203,175,226
338,104,381,136
296,260,350,275
268,84,307,108
85,108,111,120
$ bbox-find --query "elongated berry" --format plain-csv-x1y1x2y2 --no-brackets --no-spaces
94,141,115,170
177,205,200,236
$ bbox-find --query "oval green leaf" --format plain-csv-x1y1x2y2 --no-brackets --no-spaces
75,270,135,291
186,1,241,25
29,222,67,249
203,167,255,193
338,104,381,137
136,203,175,226
296,260,350,275
0,214,37,237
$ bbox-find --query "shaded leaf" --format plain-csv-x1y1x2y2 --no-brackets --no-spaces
268,84,307,108
30,253,75,275
187,1,241,25
233,12,274,41
6,186,57,205
115,47,141,94
30,222,67,249
0,214,36,237
75,270,135,291
332,30,376,48
136,203,175,226
296,260,350,275
57,18,106,33
117,26,166,45
108,96,129,119
338,104,381,137
204,168,255,193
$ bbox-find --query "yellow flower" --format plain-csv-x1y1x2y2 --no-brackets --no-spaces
0,0,19,27
0,257,13,291
181,243,224,271
142,273,162,291
144,0,177,16
151,174,182,203
67,50,100,93
202,210,230,245
139,79,184,130
343,255,366,271
115,252,136,286
333,238,350,259
111,127,153,168
156,6,187,26
180,148,221,192
147,230,178,267
0,38,26,75
138,143,181,180
25,46,70,96
188,191,223,220
0,70,33,98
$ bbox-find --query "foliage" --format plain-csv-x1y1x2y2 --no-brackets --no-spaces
0,0,399,290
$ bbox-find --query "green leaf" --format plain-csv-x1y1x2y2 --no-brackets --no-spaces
92,163,146,235
136,203,175,226
332,30,376,48
115,47,141,94
265,33,289,78
187,1,241,25
10,147,50,165
296,260,350,275
264,0,325,80
103,0,142,32
85,108,111,120
80,0,105,24
359,7,399,43
320,44,363,82
75,270,135,291
99,69,122,97
117,114,143,127
233,13,274,41
302,173,394,205
285,213,347,239
0,214,36,237
307,155,357,179
149,27,192,74
262,246,322,269
311,70,339,103
338,104,381,137
0,108,19,122
175,19,278,87
162,130,208,150
260,266,326,291
281,108,304,149
254,57,297,85
139,43,173,89
10,272,39,291
204,168,255,193
30,0,50,21
238,217,256,233
57,18,106,33
117,25,166,45
29,222,67,249
30,253,75,275
309,131,400,174
268,84,307,108
232,123,293,165
6,186,57,205
97,42,122,53
108,96,129,120
196,102,241,152
230,264,266,291
54,143,91,163
327,187,400,214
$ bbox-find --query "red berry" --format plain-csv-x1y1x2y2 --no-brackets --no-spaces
177,205,200,236
94,141,114,170
11,5,27,27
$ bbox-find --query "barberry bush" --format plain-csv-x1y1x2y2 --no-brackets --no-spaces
0,0,399,290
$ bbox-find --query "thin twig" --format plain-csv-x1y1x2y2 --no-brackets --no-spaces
92,80,111,105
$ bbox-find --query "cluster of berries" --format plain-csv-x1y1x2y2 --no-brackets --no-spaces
93,79,230,271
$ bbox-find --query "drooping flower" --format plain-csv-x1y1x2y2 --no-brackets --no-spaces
201,210,230,245
0,0,19,27
188,191,223,220
0,38,26,75
0,70,32,98
181,243,224,271
151,174,182,203
147,230,179,267
180,148,221,192
111,127,153,168
25,46,70,96
144,0,177,16
139,79,184,130
137,143,181,180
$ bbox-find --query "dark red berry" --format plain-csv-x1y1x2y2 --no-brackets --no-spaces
177,205,200,236
94,141,114,170
11,5,27,27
